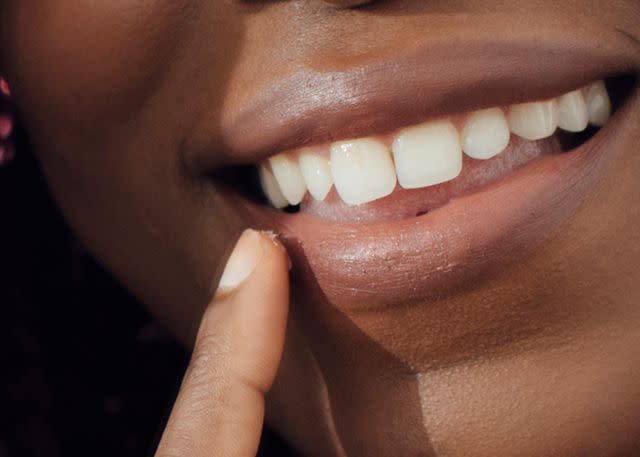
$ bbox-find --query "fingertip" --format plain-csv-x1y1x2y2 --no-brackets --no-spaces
159,228,289,457
228,230,290,392
217,229,265,291
159,229,291,456
258,230,292,271
217,229,290,294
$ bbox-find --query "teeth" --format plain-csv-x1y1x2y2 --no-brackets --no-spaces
583,80,611,127
299,151,333,201
392,121,463,188
258,80,613,209
461,108,510,160
259,165,289,209
507,100,558,141
330,138,396,205
557,90,589,132
269,153,307,205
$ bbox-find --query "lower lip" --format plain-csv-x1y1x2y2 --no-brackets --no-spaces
231,90,637,311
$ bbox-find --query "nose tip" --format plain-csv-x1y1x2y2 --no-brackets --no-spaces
321,0,375,8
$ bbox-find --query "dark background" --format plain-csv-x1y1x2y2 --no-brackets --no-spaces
0,118,189,456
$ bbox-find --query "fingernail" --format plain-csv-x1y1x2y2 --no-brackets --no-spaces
218,229,263,290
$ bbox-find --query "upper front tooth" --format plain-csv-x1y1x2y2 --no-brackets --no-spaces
299,151,333,201
330,138,396,205
557,89,589,132
392,121,463,189
507,100,558,141
583,80,611,127
461,108,510,160
259,164,289,209
269,153,307,205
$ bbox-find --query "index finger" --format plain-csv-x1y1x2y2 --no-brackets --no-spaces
156,230,290,457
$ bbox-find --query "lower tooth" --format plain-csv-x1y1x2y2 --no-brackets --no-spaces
259,165,289,209
392,121,463,188
330,138,397,205
507,100,558,141
583,81,611,127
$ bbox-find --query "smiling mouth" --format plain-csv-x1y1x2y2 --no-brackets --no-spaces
195,31,640,309
254,78,625,222
220,74,634,224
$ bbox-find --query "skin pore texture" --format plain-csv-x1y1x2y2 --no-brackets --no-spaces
2,1,640,456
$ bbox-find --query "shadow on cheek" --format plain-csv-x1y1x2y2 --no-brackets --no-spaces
290,254,436,456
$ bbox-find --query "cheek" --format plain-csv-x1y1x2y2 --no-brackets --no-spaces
0,1,199,277
0,0,199,252
3,0,193,132
0,1,247,336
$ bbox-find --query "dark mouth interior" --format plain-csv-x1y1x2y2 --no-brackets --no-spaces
213,73,638,215
555,74,636,150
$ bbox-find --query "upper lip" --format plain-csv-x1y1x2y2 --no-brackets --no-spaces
187,32,639,172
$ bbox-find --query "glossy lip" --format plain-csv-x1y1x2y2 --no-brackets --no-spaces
195,30,640,311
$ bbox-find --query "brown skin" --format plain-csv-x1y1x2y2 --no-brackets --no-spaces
2,1,640,456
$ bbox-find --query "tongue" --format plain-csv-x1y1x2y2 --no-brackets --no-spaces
300,135,563,223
